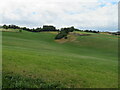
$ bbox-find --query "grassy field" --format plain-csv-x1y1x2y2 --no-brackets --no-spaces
2,29,118,88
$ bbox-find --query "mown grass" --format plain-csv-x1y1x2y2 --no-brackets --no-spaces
2,29,118,88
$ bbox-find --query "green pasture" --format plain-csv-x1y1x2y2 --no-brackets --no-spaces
2,29,118,88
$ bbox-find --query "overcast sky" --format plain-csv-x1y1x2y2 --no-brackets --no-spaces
0,0,119,31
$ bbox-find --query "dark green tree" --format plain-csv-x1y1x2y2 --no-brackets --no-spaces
3,24,8,29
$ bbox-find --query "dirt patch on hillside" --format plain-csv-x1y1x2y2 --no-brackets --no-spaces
55,34,77,44
70,32,91,36
55,32,91,43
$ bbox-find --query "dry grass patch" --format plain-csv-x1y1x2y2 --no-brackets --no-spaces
55,34,77,44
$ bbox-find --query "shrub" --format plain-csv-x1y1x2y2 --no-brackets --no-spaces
55,33,67,39
55,26,75,39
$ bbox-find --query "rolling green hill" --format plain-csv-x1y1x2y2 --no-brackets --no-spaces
2,29,118,88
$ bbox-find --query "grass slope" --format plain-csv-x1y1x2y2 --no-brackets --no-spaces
2,29,118,88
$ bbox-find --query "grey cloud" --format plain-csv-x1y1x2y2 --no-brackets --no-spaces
0,0,118,31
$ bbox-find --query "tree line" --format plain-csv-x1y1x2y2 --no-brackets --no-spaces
1,24,101,39
2,24,59,32
1,24,100,33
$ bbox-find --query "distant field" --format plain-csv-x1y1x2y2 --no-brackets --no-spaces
0,28,20,32
2,29,118,88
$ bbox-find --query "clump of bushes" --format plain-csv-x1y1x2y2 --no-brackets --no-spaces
55,33,67,39
55,26,75,39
